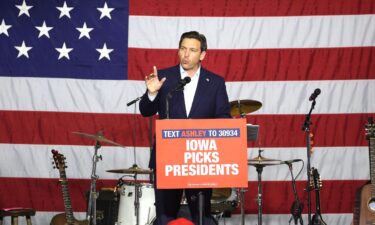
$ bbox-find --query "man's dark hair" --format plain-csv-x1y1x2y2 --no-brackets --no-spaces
179,31,207,52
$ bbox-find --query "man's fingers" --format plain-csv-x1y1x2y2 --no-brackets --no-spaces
160,77,166,85
153,66,158,76
146,73,156,80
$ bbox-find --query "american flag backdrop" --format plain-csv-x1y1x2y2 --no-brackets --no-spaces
0,0,375,224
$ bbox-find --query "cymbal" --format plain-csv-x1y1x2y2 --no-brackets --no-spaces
72,131,124,147
230,99,262,116
107,166,153,174
248,155,282,167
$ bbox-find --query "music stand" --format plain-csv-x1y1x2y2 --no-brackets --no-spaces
247,124,259,141
238,124,260,225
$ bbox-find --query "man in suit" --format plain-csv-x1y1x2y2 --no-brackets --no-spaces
139,31,231,225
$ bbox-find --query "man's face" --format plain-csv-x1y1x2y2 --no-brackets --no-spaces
178,38,206,72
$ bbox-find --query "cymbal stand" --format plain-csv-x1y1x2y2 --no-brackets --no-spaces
134,173,141,225
234,100,248,225
237,99,247,225
87,138,103,225
252,149,266,225
255,166,264,225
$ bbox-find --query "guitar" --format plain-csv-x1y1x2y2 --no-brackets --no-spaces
50,149,89,225
355,118,375,225
310,167,327,225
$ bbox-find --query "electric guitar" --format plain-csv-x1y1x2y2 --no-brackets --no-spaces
310,167,327,225
50,149,89,225
355,118,375,225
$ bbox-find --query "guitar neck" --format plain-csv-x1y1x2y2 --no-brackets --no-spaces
59,172,75,223
370,138,375,190
52,150,85,225
315,188,322,214
311,167,327,225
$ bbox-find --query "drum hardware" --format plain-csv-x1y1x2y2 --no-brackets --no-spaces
115,181,156,225
73,131,114,225
107,167,155,225
248,149,282,225
229,99,262,117
230,100,262,225
248,155,282,166
106,166,153,175
73,131,125,225
72,131,125,147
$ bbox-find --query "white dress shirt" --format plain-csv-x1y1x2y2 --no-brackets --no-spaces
180,65,200,116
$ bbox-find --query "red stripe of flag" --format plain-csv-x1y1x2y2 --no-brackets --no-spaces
1,111,373,147
129,0,375,16
128,47,375,81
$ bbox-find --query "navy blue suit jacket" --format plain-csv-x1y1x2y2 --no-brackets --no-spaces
139,65,231,169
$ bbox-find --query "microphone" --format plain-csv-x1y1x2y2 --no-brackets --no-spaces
309,88,321,101
127,96,142,106
172,76,191,92
165,76,191,119
282,159,303,165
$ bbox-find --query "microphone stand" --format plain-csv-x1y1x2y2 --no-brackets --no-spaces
166,92,173,119
198,192,204,225
87,138,103,225
127,96,143,225
165,77,191,119
165,84,185,119
302,99,316,225
287,163,304,225
128,95,154,183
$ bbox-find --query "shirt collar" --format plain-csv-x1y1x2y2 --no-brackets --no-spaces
179,64,201,80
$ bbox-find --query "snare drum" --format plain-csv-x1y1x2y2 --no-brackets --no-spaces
116,182,156,225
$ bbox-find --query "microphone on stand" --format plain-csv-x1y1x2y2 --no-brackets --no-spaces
285,160,304,225
127,96,143,107
309,88,321,101
283,159,303,165
171,76,191,93
166,76,191,119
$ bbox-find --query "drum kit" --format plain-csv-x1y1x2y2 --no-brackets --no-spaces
74,99,301,225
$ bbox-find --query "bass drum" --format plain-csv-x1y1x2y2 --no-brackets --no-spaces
210,188,238,216
116,182,156,225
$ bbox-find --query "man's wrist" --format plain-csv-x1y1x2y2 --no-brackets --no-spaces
148,91,158,101
148,91,158,96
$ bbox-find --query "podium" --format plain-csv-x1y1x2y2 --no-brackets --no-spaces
155,118,248,189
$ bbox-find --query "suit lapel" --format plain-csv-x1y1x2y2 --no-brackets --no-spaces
169,67,187,118
188,68,209,117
